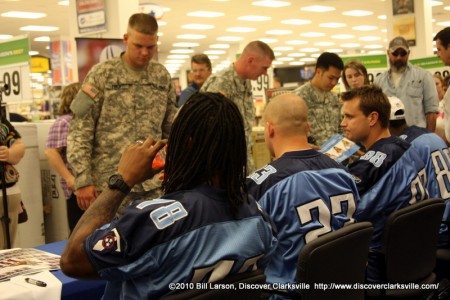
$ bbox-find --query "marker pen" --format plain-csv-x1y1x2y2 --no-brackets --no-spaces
25,278,47,287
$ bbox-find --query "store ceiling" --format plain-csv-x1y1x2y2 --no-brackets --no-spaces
1,0,450,76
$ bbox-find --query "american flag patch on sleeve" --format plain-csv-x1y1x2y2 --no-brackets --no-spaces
82,82,99,99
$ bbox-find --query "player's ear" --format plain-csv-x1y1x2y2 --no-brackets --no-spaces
369,112,379,126
266,121,275,138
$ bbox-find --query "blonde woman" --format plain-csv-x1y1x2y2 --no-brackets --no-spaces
45,82,83,233
342,59,370,91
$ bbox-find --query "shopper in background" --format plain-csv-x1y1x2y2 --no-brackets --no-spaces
434,27,450,145
435,74,446,101
177,54,212,107
60,92,277,299
342,59,370,91
201,40,275,173
294,52,344,146
0,117,25,249
434,74,446,140
68,13,177,214
444,74,450,93
374,36,439,131
45,82,83,233
340,85,427,282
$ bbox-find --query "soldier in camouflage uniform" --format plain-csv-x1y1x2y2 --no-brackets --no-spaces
201,41,275,173
294,52,344,146
68,13,177,214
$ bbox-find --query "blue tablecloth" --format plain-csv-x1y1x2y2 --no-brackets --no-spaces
35,240,106,300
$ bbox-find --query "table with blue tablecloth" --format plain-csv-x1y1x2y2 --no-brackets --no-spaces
35,240,106,300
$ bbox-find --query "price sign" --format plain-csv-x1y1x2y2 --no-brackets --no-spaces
252,74,270,93
0,35,31,103
0,63,31,102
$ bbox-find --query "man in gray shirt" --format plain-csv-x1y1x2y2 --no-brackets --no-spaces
374,36,438,131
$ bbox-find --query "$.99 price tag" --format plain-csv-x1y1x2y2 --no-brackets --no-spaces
0,63,31,102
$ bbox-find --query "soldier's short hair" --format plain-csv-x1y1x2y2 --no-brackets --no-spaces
128,13,158,35
316,52,344,71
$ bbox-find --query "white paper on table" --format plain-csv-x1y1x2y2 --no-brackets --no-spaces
0,271,61,300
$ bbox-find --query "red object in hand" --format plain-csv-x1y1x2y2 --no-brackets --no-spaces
152,151,165,168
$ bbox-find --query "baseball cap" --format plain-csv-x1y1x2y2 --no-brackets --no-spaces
388,36,409,52
388,96,406,120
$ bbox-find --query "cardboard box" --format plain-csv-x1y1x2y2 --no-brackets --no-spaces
252,127,272,170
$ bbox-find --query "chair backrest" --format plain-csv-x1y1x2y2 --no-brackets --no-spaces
381,198,446,283
296,221,374,300
161,269,266,300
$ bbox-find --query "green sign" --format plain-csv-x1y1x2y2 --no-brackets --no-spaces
409,56,445,69
342,54,388,69
0,36,30,66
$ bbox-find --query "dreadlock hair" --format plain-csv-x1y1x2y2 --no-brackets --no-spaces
161,92,248,214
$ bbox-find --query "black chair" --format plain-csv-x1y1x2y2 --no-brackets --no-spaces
265,221,374,300
160,268,266,300
435,220,450,279
366,198,446,299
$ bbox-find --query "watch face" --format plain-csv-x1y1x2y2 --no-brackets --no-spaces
108,174,130,194
110,174,120,185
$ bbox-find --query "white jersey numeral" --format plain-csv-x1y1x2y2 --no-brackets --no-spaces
248,165,277,184
431,148,450,199
296,193,356,244
149,201,188,230
410,168,428,204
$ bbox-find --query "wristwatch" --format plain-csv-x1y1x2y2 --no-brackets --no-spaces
108,174,131,194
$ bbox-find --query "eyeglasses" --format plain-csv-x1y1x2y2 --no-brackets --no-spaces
391,51,408,57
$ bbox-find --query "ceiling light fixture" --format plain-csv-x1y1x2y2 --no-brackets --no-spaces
227,27,256,32
34,36,50,42
342,10,374,17
315,42,335,46
266,29,293,35
319,23,346,28
238,15,271,21
176,34,206,40
210,44,230,49
259,38,278,43
331,34,354,39
300,32,325,37
281,19,312,25
352,25,378,31
252,1,291,8
2,11,46,19
288,53,306,57
170,49,194,54
173,42,199,47
290,61,306,66
301,5,335,13
20,25,58,31
217,36,244,41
